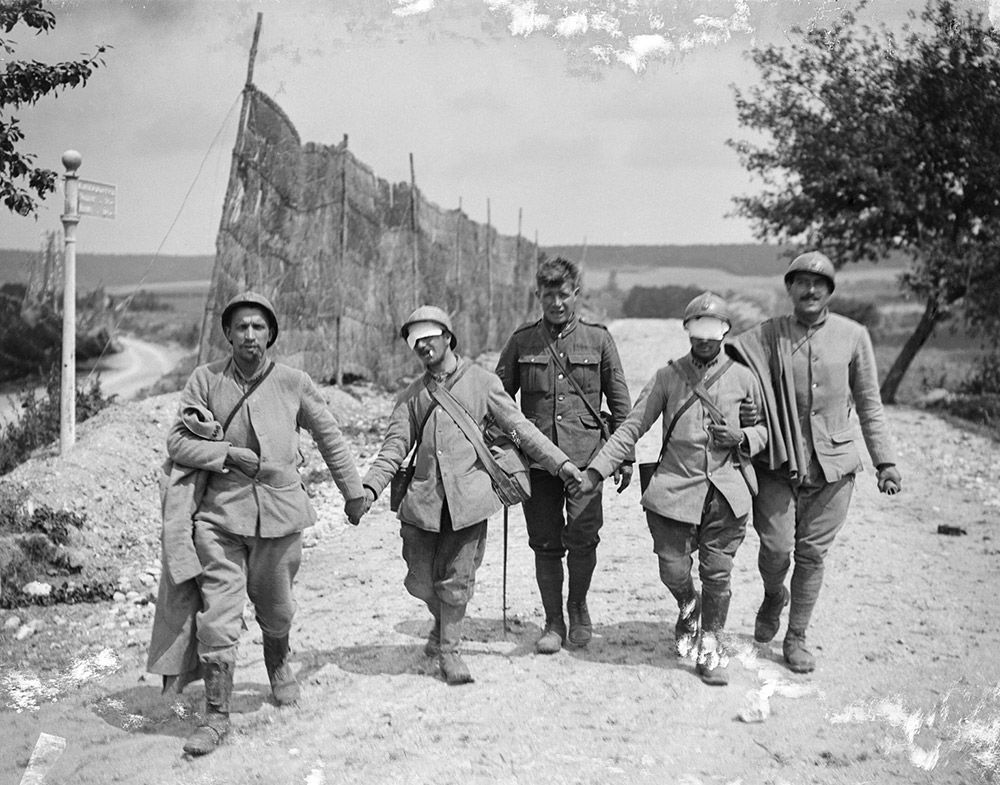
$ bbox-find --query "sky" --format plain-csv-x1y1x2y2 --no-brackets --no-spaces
1,0,996,256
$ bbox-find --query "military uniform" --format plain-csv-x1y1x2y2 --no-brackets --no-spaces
495,315,632,645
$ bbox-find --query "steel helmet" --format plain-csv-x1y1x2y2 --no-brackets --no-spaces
221,291,279,347
784,251,836,292
400,305,457,349
682,291,732,327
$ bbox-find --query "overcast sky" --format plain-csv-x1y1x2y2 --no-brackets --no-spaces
1,0,993,256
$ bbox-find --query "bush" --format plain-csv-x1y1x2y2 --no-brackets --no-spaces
830,296,881,331
622,285,704,318
0,366,116,475
960,353,1000,396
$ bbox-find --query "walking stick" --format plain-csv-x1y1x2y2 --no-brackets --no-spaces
502,506,509,636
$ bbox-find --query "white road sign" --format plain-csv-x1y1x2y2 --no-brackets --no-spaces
78,179,117,219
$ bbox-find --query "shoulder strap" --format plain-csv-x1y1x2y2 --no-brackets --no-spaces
537,323,610,439
403,360,474,470
654,357,733,465
426,381,511,496
675,356,733,425
221,361,276,434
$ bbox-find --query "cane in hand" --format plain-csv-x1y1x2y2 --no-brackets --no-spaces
502,507,509,636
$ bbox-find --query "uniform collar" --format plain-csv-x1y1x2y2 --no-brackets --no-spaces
689,351,721,371
795,308,829,330
542,315,578,339
231,355,269,384
426,355,462,384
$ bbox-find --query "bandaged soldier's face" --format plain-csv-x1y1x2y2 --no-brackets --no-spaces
537,282,579,326
690,336,723,363
412,332,451,370
225,307,271,368
787,272,833,321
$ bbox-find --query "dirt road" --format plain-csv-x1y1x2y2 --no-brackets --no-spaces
1,319,998,785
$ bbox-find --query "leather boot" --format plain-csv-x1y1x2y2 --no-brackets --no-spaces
754,585,790,643
566,600,592,647
674,590,701,657
263,634,300,705
566,549,596,647
438,602,473,685
696,592,730,686
424,600,441,657
783,628,816,673
183,661,233,756
534,555,565,654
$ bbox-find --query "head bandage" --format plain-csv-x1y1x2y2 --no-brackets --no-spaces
405,321,444,349
684,316,729,341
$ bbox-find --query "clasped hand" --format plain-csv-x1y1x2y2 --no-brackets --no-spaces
708,421,743,449
344,488,375,525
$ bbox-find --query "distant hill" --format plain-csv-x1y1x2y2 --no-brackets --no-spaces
543,244,908,277
0,244,908,291
0,250,215,290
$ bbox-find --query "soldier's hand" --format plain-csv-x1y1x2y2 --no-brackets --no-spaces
614,463,633,494
345,490,374,525
558,461,583,493
576,468,602,497
739,397,759,427
709,421,743,449
224,446,260,476
877,464,902,496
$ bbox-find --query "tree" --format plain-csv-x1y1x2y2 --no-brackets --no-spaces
728,0,1000,402
1,0,107,216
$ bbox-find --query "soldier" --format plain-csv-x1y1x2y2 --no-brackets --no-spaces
359,306,583,684
576,292,767,685
495,257,633,653
727,252,902,673
162,292,368,755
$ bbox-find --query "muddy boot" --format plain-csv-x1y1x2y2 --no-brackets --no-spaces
424,600,441,657
696,592,730,686
438,602,473,685
263,634,300,706
566,600,592,648
754,585,789,643
783,628,816,673
183,661,233,756
673,588,701,657
566,549,596,647
534,556,565,654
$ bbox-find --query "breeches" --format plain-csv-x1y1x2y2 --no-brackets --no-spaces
645,485,748,599
522,468,603,557
753,468,855,590
193,520,302,664
400,505,487,608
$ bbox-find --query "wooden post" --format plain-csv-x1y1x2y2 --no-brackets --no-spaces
59,151,82,453
409,152,419,308
198,12,263,366
336,136,348,387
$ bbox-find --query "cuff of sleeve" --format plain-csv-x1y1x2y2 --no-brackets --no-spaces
362,483,379,500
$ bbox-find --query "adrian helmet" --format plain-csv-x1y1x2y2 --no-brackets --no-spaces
784,251,836,292
400,305,457,349
221,291,279,347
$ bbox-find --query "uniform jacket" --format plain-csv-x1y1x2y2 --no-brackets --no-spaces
166,358,364,537
363,358,571,532
727,312,895,484
589,353,767,525
495,316,633,466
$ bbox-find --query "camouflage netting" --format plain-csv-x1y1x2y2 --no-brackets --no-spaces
197,86,539,386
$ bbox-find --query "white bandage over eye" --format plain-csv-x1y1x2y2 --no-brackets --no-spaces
405,321,444,349
684,316,729,341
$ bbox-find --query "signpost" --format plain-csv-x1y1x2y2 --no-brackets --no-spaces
59,151,116,453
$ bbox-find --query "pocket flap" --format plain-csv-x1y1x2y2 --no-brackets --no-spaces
567,352,599,366
518,353,548,365
829,427,857,444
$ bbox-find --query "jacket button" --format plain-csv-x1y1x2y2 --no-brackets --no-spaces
558,394,565,401
556,415,563,421
558,373,565,380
